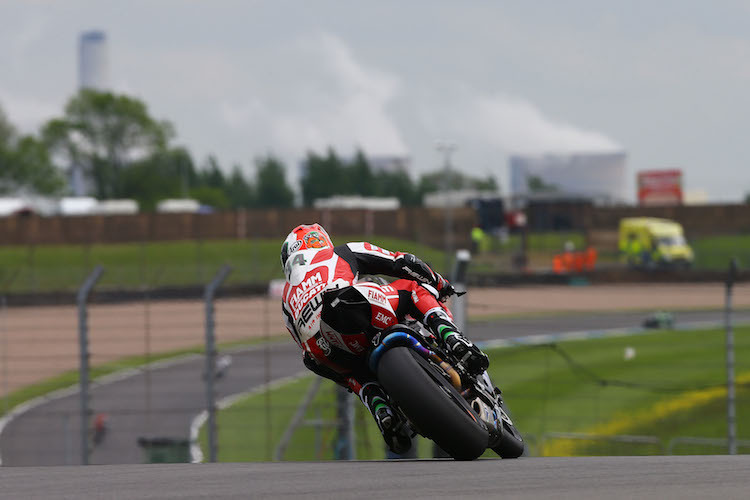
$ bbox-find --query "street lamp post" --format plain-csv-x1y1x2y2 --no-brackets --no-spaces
436,142,457,273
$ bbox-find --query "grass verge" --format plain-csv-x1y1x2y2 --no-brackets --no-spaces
201,325,749,460
4,231,748,293
692,234,750,270
0,236,448,292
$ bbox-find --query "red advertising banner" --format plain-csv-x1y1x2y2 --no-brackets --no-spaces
637,169,683,205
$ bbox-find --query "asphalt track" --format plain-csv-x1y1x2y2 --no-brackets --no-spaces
2,309,749,466
1,456,749,499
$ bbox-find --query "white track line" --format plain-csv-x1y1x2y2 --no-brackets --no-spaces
0,342,286,466
476,320,730,350
188,371,309,463
3,320,744,465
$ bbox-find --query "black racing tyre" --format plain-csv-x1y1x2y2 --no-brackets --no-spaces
377,347,489,460
492,404,525,459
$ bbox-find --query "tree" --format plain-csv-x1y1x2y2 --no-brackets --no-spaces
0,106,15,146
255,155,294,208
527,175,557,193
42,89,173,199
119,147,196,211
347,150,375,197
418,170,498,195
374,170,419,206
225,166,256,208
300,149,346,205
0,104,65,195
189,186,229,210
198,156,227,190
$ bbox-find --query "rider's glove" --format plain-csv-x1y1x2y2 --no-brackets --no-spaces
436,275,457,303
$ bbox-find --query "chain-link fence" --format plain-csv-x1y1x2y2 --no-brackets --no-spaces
1,249,749,465
0,265,289,466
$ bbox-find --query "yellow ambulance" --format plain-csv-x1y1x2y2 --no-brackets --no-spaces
619,217,694,269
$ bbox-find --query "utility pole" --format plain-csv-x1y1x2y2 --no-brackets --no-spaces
436,142,457,274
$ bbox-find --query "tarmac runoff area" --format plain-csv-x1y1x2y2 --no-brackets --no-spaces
465,282,750,318
1,456,749,500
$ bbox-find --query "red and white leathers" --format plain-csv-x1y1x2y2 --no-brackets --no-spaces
280,242,451,394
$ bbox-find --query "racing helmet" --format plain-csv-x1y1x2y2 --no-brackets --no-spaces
280,223,333,266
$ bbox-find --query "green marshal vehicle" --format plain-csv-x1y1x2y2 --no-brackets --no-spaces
619,217,694,269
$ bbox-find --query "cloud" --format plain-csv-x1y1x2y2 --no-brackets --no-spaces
468,92,621,154
217,33,408,162
0,87,59,133
414,87,620,162
10,14,47,53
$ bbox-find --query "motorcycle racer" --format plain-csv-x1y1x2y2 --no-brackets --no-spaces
280,223,489,454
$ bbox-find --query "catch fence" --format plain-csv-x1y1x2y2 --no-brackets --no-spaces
0,263,749,464
0,266,289,465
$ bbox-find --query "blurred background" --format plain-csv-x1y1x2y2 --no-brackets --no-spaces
0,0,748,465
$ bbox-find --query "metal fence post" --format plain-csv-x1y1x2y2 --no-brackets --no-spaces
1,294,8,418
77,265,104,465
204,265,232,463
451,249,472,334
1,270,18,418
335,386,355,460
725,258,738,455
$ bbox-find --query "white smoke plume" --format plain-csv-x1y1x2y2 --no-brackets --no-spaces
220,33,409,162
469,92,621,154
420,88,621,159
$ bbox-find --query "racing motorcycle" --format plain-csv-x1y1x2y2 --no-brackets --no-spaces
369,322,525,460
321,280,524,461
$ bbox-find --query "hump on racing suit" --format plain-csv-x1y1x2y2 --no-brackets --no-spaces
281,241,447,377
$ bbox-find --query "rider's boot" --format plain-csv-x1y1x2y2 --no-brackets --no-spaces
360,382,411,455
424,308,489,375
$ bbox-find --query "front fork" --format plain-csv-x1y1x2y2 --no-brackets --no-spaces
466,372,509,448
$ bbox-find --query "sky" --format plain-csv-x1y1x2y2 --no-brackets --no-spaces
1,0,749,202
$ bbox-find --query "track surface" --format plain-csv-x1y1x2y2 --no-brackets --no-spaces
2,309,749,466
1,456,749,499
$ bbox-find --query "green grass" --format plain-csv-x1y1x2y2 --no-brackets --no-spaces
2,231,749,293
198,375,437,461
691,234,750,271
498,327,749,447
0,237,448,293
201,325,750,460
625,385,750,454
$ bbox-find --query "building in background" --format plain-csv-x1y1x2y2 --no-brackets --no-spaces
637,169,683,206
313,195,400,210
509,152,628,205
79,31,108,90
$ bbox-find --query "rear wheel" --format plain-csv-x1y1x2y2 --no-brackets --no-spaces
377,347,488,460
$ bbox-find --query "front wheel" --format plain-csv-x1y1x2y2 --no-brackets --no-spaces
492,403,524,459
377,347,488,460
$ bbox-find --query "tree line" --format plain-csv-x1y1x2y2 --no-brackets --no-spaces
1,89,497,210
